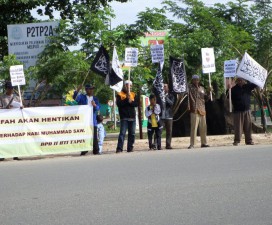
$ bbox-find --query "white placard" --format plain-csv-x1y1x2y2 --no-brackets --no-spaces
236,52,268,89
224,60,237,78
125,48,138,67
150,44,164,63
7,21,59,68
10,65,26,86
201,48,216,73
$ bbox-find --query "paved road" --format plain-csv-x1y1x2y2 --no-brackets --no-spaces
1,145,272,225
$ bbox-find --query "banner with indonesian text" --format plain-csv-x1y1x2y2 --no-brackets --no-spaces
0,105,92,158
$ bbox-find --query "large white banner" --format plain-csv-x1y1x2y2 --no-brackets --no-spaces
224,60,237,78
125,48,138,67
7,21,59,68
201,48,216,73
150,44,164,63
0,105,92,158
237,52,268,88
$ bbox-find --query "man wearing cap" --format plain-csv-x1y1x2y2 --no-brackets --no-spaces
0,81,22,161
187,75,211,149
74,84,100,155
116,80,139,153
0,81,21,109
227,78,257,146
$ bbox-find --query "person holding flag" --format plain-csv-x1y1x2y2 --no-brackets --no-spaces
73,84,100,155
116,80,139,153
227,77,257,146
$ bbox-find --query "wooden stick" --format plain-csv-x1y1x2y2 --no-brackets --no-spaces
208,73,213,101
17,85,23,107
229,78,232,112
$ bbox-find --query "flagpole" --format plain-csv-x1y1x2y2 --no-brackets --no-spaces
113,90,117,130
208,72,213,101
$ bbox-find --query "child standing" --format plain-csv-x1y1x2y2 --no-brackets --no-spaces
145,94,163,150
96,115,106,154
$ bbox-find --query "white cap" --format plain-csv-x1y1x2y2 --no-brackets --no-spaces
125,80,132,85
192,75,200,80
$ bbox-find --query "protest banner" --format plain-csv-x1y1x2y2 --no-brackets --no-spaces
0,105,92,158
125,48,138,93
7,21,59,69
125,48,138,67
10,65,26,107
224,60,237,78
201,48,216,100
224,59,237,112
236,52,268,89
150,44,164,63
201,48,216,74
10,65,26,86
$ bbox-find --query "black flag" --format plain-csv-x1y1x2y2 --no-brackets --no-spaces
169,56,187,93
153,65,165,103
90,45,110,77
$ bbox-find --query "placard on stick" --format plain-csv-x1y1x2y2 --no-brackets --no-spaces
10,65,25,86
125,48,138,67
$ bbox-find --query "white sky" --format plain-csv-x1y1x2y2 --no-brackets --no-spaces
110,0,230,28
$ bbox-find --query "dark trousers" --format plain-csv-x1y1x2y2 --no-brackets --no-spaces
117,119,136,151
81,126,99,155
148,127,162,149
163,119,173,148
233,110,253,144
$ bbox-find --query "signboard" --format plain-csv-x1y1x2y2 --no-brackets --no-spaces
236,52,268,89
9,65,26,86
224,60,237,78
125,48,138,67
0,105,92,158
150,44,164,63
7,21,59,68
201,48,216,73
140,30,169,46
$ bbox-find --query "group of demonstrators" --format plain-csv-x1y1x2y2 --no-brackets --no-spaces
71,75,257,155
0,73,258,159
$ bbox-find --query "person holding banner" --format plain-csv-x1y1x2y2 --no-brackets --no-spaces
0,81,21,109
116,80,139,153
188,75,211,149
0,81,22,161
227,78,257,146
74,84,100,155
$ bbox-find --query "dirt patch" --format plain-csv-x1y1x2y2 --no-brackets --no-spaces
103,133,272,152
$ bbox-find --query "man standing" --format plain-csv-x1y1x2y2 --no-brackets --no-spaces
161,83,175,149
74,84,100,155
0,81,21,109
116,80,139,153
228,78,257,146
188,75,210,149
0,81,22,161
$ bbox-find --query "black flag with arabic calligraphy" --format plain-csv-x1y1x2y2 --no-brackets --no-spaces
90,45,110,78
153,64,165,103
169,56,187,93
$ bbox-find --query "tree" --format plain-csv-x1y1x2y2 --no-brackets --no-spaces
0,0,130,59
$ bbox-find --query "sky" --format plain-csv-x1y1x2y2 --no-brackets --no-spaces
110,0,229,28
32,0,230,27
